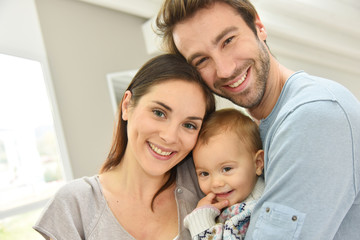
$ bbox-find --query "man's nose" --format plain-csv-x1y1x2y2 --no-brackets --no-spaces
214,55,236,79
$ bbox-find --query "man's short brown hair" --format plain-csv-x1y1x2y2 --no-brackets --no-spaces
156,0,258,54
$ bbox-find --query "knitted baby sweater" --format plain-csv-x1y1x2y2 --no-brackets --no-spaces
184,177,264,240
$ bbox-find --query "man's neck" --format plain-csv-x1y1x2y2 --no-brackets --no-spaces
248,59,294,120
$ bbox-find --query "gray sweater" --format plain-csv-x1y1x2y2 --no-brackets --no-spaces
33,156,202,240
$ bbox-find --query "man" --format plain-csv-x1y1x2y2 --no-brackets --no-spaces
156,0,360,239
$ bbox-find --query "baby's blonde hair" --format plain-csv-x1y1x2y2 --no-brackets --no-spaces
196,108,262,153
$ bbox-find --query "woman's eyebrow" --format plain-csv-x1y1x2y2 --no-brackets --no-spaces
153,101,172,111
153,101,204,121
188,116,204,121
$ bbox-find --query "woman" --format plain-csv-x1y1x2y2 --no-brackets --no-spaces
33,54,216,240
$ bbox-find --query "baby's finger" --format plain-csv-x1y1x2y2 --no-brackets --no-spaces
206,192,216,201
197,192,216,207
213,199,229,210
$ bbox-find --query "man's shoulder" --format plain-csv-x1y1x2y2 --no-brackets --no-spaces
286,72,357,104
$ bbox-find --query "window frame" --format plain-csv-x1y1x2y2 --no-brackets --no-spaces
0,54,73,220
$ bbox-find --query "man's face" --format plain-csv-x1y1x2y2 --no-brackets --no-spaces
173,2,270,110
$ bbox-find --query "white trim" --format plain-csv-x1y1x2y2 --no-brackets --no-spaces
106,70,137,115
40,60,73,181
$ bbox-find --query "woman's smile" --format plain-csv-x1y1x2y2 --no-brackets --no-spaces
148,142,176,160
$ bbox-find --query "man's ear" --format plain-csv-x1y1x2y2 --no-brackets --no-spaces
121,90,132,121
255,15,267,41
254,149,264,176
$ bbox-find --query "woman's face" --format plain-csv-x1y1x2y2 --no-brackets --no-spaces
122,79,207,177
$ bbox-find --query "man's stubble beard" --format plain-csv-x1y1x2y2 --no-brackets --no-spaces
218,40,270,109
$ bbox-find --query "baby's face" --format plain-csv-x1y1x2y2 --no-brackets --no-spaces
193,132,261,206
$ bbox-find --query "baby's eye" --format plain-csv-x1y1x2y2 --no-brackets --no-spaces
153,109,165,118
222,167,232,173
199,171,209,177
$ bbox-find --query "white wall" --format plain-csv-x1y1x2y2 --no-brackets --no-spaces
255,0,360,100
34,0,152,178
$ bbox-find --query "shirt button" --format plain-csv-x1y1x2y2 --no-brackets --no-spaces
176,188,183,194
292,216,298,221
265,207,270,213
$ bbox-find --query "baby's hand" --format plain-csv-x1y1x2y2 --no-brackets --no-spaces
196,192,229,210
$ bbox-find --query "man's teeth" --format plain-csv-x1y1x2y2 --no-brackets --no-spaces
149,143,172,156
229,71,247,88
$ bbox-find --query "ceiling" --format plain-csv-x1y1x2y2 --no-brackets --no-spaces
78,0,359,19
78,0,163,18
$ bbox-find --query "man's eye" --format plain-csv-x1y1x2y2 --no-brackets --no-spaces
224,36,234,47
195,57,208,67
153,109,165,118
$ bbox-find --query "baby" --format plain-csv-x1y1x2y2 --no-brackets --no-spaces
184,108,265,239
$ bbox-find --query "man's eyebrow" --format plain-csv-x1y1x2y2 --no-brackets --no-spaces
187,26,238,64
212,26,238,45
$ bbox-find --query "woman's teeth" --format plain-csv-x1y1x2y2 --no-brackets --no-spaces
229,71,247,88
149,143,172,156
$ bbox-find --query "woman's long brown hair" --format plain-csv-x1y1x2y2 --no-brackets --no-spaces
100,54,215,210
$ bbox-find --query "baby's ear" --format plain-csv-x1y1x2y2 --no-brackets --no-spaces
254,150,264,176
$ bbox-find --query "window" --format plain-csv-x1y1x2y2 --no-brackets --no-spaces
0,53,68,221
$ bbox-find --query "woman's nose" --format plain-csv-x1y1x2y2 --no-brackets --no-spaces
159,124,179,144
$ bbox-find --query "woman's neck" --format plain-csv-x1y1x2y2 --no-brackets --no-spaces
100,154,171,205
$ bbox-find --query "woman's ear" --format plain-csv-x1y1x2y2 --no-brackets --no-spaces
254,149,264,176
121,90,132,121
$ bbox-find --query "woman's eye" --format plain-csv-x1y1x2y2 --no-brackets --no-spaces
224,36,234,47
222,167,232,173
183,123,197,130
153,109,165,118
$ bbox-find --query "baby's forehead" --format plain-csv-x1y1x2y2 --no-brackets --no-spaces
196,130,243,147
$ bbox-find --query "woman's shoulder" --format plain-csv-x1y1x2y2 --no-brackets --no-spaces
33,176,108,239
44,175,106,216
55,175,102,199
53,176,103,204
